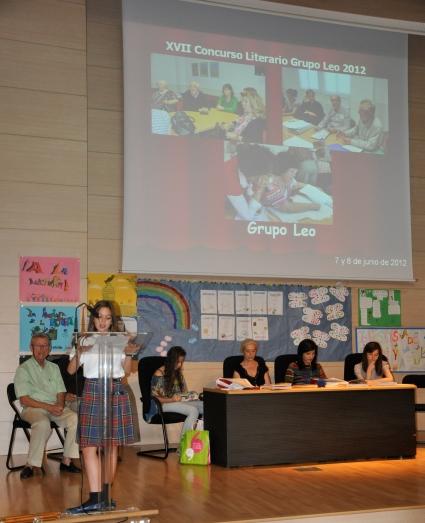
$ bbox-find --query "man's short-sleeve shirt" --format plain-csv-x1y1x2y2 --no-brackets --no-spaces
14,357,66,405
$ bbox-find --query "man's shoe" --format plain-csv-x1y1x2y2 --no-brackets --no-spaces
60,462,81,473
20,466,34,479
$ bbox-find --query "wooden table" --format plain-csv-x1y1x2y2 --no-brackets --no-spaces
203,384,416,467
171,108,238,134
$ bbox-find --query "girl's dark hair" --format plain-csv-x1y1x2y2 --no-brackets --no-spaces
297,338,318,370
222,83,234,97
87,300,121,332
164,346,186,396
362,341,384,375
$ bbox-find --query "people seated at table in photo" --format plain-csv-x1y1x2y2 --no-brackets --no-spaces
14,333,80,480
282,88,299,115
150,346,203,436
252,152,320,214
152,80,179,112
233,338,271,386
222,87,266,143
284,339,327,384
216,83,239,113
317,95,351,133
337,99,384,152
181,81,210,112
294,89,325,125
354,341,394,383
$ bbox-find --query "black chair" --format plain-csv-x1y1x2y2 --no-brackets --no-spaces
343,353,363,381
274,354,298,383
222,355,266,378
53,355,85,397
344,353,389,381
6,383,65,471
137,356,186,459
402,375,425,443
402,375,425,412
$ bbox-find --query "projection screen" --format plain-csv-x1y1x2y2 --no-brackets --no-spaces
122,0,413,281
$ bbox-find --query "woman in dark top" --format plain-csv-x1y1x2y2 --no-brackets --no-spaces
284,338,327,385
233,338,271,386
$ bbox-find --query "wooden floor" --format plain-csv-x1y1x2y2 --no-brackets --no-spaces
2,446,425,522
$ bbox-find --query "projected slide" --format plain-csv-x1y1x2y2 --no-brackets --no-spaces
122,0,412,281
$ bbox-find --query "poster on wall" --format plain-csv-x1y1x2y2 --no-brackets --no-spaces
19,256,80,302
87,273,137,317
358,289,401,326
136,279,351,362
20,305,75,353
356,327,425,372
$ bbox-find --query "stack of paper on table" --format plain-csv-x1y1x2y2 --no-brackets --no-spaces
261,383,292,390
283,119,313,132
283,135,314,149
311,129,330,140
321,378,349,388
216,377,255,390
341,144,362,153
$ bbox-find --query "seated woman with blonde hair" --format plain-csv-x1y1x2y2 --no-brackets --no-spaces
354,341,394,383
233,338,271,386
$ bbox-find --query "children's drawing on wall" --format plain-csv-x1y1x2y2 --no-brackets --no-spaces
19,256,80,302
20,305,75,353
358,288,401,326
356,328,425,372
88,273,138,317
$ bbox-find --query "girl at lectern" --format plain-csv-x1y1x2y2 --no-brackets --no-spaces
150,346,203,437
354,341,394,383
66,300,137,514
284,339,327,385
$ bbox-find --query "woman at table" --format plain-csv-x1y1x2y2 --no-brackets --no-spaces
216,83,239,114
224,88,266,143
150,346,203,437
284,339,327,384
354,341,394,383
233,338,271,386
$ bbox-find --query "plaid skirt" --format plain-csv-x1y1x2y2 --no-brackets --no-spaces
78,378,138,448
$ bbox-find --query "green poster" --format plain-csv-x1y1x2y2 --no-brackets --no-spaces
358,289,401,327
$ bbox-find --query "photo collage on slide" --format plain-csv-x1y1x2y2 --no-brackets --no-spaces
150,52,389,226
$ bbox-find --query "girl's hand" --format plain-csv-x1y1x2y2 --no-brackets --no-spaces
173,394,181,402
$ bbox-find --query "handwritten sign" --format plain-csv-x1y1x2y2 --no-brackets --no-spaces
19,256,80,302
20,305,75,353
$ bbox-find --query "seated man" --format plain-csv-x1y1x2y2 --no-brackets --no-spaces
338,99,384,152
180,81,210,112
14,333,80,479
294,89,325,125
318,95,351,133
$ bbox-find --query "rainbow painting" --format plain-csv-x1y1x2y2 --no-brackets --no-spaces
137,280,191,330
